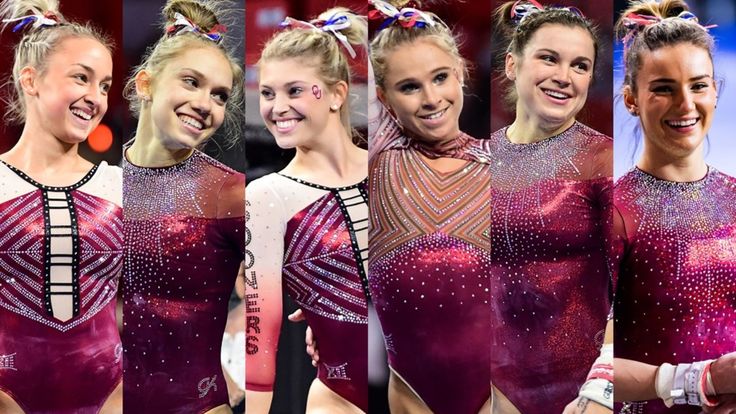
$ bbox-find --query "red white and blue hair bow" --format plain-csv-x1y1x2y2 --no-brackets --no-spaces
510,0,584,28
368,0,435,31
166,12,226,44
620,10,716,51
2,11,59,32
280,12,358,59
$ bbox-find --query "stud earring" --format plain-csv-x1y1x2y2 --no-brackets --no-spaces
330,104,339,112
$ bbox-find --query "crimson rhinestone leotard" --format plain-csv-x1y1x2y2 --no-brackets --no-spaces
489,122,613,414
613,167,736,414
245,173,369,410
123,150,245,414
0,161,123,414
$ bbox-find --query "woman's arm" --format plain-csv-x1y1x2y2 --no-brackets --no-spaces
244,179,286,414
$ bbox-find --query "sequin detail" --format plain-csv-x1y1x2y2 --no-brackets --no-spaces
369,100,491,414
489,122,613,414
123,150,245,413
0,161,123,414
613,167,736,414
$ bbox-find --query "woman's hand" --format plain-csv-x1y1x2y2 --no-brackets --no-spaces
562,397,612,414
703,394,736,414
287,309,320,366
712,353,736,395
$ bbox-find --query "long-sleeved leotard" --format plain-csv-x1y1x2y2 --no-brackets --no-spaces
489,122,613,414
613,167,736,414
0,161,123,414
123,150,245,414
368,90,491,413
245,172,369,411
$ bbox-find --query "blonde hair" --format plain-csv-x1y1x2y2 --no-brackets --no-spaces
124,0,244,146
0,0,112,125
615,0,714,93
369,0,467,91
258,7,366,140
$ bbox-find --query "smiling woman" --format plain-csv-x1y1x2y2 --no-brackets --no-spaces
121,0,245,413
489,1,614,413
0,1,124,413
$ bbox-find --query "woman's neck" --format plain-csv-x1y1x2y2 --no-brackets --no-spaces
638,143,708,182
506,106,575,144
285,127,366,185
2,123,82,172
127,114,193,168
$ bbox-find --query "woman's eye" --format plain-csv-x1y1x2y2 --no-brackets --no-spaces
74,74,88,83
183,77,198,87
573,62,589,72
399,83,419,93
652,85,672,93
212,92,229,104
101,83,111,94
540,55,556,63
434,72,448,83
692,82,709,91
288,87,303,96
260,89,274,99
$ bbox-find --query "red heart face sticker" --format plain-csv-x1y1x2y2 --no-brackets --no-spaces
312,85,322,99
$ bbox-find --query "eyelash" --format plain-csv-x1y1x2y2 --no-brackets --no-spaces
398,72,450,94
259,87,303,100
652,83,710,93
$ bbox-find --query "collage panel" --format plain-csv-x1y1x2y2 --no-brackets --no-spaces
121,0,245,413
244,0,369,413
366,0,492,413
611,0,736,412
0,0,125,413
489,0,614,413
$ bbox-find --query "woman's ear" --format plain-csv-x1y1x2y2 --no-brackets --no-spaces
19,66,39,96
135,70,153,102
330,80,348,111
623,85,638,116
504,52,517,81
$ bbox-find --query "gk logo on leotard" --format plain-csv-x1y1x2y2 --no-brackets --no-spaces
113,344,123,363
0,353,16,371
324,363,350,380
384,333,397,354
198,375,218,398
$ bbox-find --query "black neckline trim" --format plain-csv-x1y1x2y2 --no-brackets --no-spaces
0,160,99,191
277,173,368,191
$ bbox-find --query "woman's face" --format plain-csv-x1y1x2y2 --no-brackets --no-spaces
258,58,341,149
506,24,595,131
379,38,464,144
29,37,112,144
626,43,716,160
147,46,233,150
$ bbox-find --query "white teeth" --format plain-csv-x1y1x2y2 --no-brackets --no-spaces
71,108,92,120
179,115,203,130
667,119,698,128
420,109,446,120
544,90,570,99
275,119,298,129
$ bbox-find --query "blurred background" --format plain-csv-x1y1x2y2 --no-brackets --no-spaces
490,0,614,136
613,0,736,178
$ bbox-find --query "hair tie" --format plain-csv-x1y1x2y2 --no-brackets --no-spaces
621,10,716,56
510,1,585,29
166,12,226,44
368,0,435,32
280,12,358,59
2,11,60,33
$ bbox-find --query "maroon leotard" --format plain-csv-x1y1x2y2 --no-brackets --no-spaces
613,167,736,414
0,161,123,414
368,100,492,414
245,173,369,410
489,122,613,414
123,150,245,414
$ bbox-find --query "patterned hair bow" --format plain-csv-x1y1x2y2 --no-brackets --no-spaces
368,0,435,31
510,0,584,28
620,10,716,51
2,11,60,33
166,12,226,44
280,12,358,59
